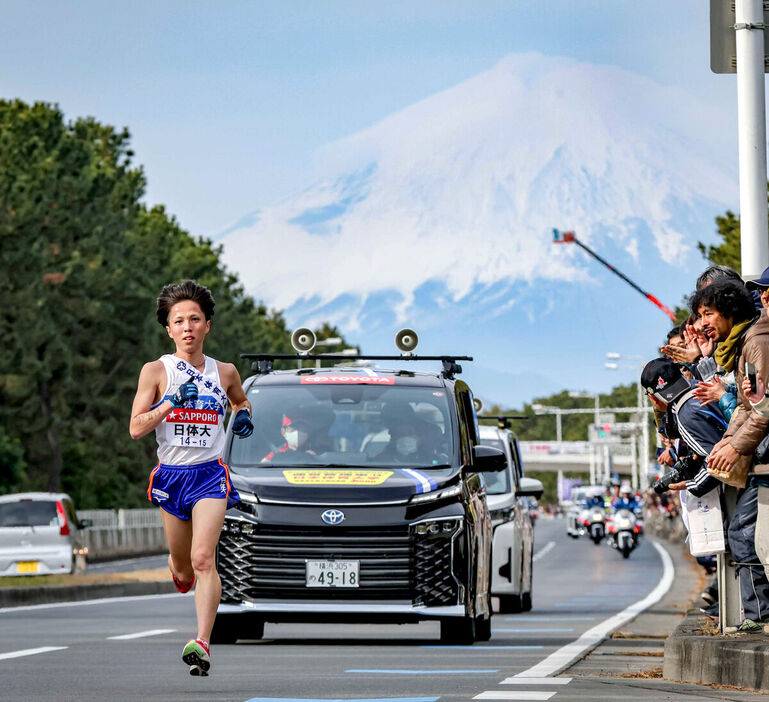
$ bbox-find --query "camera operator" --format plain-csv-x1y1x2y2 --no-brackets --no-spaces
689,279,769,631
641,358,726,498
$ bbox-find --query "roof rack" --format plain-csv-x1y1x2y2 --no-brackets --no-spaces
478,414,531,429
240,354,473,379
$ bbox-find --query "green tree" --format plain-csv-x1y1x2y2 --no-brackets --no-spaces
0,100,352,507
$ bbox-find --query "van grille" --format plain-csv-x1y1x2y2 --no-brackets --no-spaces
217,522,460,606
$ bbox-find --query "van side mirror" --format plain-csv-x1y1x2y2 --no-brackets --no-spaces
471,445,507,473
518,477,544,500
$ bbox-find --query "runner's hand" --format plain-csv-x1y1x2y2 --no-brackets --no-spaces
232,409,253,438
170,379,198,408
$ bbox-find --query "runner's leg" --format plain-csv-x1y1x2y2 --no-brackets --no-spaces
190,497,227,642
160,508,194,584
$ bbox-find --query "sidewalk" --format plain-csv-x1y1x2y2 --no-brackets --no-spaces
0,568,174,608
566,537,769,697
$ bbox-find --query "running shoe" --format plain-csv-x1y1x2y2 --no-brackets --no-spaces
724,619,762,634
700,584,717,606
182,638,210,676
171,572,195,594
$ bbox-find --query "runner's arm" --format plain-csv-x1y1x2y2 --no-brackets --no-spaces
221,362,252,415
129,362,173,440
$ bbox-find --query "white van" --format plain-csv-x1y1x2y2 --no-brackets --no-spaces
479,423,543,613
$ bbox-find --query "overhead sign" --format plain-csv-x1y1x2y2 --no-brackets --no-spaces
710,0,769,73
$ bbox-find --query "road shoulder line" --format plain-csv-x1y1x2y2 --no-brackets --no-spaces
509,539,675,679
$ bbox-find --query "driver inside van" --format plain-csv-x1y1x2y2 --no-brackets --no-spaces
261,411,328,462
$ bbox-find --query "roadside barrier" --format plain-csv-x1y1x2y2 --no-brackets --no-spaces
76,509,165,560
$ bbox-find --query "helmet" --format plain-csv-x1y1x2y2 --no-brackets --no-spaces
620,484,632,495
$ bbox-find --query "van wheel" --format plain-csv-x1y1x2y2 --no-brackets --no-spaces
210,613,264,644
475,616,492,641
497,594,522,614
440,617,477,644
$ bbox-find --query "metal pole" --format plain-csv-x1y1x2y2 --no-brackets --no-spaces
735,0,769,279
641,392,650,490
630,433,638,490
556,410,562,444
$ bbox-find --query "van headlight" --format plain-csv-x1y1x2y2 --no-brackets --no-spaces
234,490,259,516
410,483,462,505
411,517,462,537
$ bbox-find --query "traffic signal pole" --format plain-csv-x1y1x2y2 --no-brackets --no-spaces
735,0,769,279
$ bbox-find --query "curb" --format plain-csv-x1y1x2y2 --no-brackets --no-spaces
0,580,176,609
664,610,769,690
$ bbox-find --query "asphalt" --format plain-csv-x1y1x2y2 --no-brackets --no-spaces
1,518,765,701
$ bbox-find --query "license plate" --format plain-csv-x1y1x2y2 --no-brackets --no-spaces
17,561,38,574
305,560,359,588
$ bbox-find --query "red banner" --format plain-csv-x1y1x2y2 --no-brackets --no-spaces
165,409,220,424
300,375,395,385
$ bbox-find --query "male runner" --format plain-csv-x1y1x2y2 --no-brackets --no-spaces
129,280,253,676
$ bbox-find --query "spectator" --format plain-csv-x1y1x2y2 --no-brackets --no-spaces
690,279,769,632
745,265,769,310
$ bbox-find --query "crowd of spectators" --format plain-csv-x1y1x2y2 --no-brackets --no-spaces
643,263,769,632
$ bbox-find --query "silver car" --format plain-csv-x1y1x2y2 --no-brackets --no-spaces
479,422,543,613
0,492,91,576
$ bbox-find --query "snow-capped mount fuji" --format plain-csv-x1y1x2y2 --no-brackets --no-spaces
219,52,736,333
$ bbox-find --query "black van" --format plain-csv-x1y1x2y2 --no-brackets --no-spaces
212,355,506,644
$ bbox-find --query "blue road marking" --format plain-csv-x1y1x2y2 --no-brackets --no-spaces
346,670,498,675
421,645,543,650
245,698,440,702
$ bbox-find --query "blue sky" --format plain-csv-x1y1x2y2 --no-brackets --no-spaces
0,2,755,405
0,1,736,236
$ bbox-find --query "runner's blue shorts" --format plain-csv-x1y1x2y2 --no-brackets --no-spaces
146,458,241,520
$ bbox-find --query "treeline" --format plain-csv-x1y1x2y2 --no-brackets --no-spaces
482,383,640,443
0,100,347,508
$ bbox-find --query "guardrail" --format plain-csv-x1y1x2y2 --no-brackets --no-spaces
76,509,165,560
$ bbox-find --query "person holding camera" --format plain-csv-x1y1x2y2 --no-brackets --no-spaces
641,358,726,498
689,279,769,631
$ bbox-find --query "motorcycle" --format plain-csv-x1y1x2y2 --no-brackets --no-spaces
585,507,606,544
608,508,642,558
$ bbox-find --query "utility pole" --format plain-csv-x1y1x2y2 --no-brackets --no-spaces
736,0,769,278
710,0,769,279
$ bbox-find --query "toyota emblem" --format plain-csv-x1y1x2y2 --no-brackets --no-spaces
321,509,345,525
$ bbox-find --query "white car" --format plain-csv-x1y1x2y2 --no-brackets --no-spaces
479,422,543,613
0,492,91,576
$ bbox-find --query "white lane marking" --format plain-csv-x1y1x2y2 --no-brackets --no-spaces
510,540,674,679
474,692,557,700
532,541,555,562
0,592,185,614
107,628,176,640
0,646,67,661
499,678,571,685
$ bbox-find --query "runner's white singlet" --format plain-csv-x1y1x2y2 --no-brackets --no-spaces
153,354,228,465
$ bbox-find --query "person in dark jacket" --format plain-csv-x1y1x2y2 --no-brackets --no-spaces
642,356,769,631
641,358,726,498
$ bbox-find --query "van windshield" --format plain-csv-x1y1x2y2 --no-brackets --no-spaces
0,501,58,527
229,383,453,470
